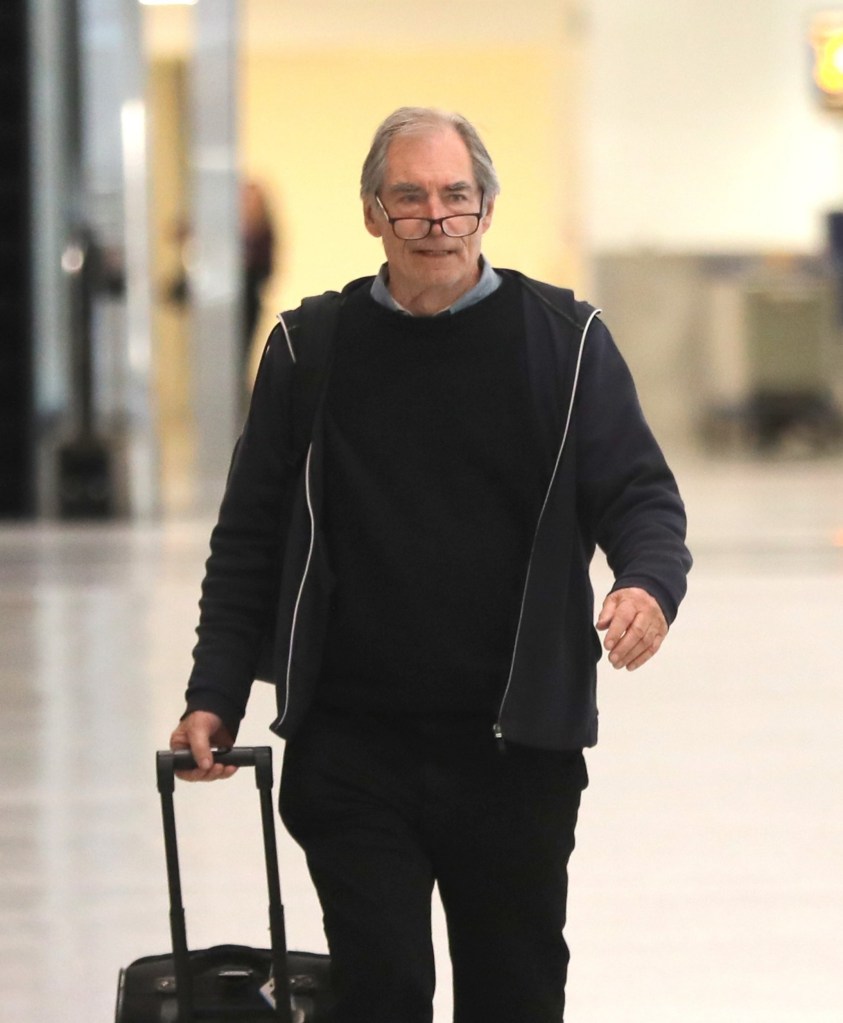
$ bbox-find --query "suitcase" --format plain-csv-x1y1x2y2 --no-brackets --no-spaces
115,746,333,1022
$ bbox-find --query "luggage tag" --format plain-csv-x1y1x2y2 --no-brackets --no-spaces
259,975,276,1009
259,975,306,1023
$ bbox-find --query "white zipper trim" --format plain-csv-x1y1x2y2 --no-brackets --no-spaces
276,311,296,364
495,306,602,738
277,443,315,729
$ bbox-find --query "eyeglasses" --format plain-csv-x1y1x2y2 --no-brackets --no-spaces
375,192,485,240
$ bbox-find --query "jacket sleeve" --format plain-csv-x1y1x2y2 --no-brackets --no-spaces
575,315,692,623
183,314,301,731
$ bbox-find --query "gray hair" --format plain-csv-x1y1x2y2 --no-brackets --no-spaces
360,107,501,203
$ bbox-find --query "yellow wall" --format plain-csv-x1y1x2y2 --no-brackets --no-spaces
148,59,195,511
239,46,583,342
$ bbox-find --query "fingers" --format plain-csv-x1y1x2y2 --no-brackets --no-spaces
596,587,668,671
169,711,238,783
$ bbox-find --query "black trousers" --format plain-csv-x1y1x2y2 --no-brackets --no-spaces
280,709,587,1023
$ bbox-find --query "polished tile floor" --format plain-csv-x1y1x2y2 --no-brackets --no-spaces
1,452,842,1022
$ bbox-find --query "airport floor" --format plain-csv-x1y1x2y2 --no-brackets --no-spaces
1,451,841,1022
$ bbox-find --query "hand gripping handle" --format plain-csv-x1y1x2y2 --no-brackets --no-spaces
156,746,273,793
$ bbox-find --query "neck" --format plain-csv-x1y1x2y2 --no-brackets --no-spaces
388,267,482,317
396,290,459,316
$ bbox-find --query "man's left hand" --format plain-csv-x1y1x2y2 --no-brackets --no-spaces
596,587,668,671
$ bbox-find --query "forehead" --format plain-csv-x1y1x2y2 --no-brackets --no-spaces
382,127,477,190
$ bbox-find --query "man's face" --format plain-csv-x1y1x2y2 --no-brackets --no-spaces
363,127,495,314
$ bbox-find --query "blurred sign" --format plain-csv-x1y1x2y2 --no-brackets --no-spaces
811,10,843,109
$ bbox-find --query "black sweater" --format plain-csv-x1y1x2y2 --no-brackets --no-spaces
317,276,545,717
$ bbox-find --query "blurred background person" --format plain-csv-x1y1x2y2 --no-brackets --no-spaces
240,179,277,371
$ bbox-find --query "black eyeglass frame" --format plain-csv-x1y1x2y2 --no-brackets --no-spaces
374,191,486,240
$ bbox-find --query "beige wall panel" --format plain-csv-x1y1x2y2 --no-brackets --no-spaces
148,59,194,511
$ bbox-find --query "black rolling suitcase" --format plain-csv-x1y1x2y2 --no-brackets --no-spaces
115,746,333,1022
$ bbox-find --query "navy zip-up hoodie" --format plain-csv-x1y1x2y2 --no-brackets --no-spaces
185,270,692,751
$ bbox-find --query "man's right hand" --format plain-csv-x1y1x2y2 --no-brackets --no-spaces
169,710,238,782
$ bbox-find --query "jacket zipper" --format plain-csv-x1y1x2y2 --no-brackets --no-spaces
493,307,601,747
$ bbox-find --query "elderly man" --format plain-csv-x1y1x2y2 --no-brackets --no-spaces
171,106,691,1023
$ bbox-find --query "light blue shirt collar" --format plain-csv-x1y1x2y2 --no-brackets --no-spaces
370,257,501,316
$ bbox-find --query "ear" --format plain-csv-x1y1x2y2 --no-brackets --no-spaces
479,195,496,233
363,199,383,238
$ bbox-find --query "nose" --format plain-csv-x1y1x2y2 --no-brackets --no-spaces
423,192,453,225
424,199,451,238
424,195,448,219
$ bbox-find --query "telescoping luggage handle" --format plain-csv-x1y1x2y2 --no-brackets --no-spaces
156,746,293,1023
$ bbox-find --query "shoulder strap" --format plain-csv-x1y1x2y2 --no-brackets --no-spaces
500,268,589,330
290,290,342,458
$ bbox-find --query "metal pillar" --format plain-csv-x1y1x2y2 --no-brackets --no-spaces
189,0,242,509
30,0,158,518
29,0,78,515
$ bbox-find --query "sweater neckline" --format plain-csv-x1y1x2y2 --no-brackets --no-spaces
351,271,516,332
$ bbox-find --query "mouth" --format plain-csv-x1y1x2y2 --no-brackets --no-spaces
413,248,455,258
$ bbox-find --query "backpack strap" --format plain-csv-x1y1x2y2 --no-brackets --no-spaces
251,291,342,684
288,290,342,459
